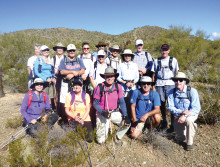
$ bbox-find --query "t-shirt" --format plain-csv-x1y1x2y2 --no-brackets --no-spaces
130,89,161,119
91,62,107,84
93,83,124,110
27,55,38,70
65,93,91,121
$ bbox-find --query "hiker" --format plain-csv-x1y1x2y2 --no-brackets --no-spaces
27,44,41,90
105,45,121,72
93,67,130,145
133,39,154,77
167,72,201,151
130,76,161,139
92,41,111,60
90,50,108,89
51,43,67,108
20,78,58,137
77,42,96,94
59,44,86,124
34,45,56,108
152,44,179,132
65,78,93,142
117,49,139,119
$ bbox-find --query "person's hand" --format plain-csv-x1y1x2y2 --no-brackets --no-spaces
126,82,130,87
47,78,52,83
122,115,131,126
140,114,149,123
30,119,37,124
82,75,87,81
72,71,79,76
107,41,111,47
52,78,56,83
42,115,48,122
178,115,186,124
130,82,134,88
131,127,135,133
183,110,191,116
142,68,147,74
66,74,74,80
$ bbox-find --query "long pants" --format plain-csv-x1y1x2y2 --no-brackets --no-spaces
96,111,130,144
174,115,198,145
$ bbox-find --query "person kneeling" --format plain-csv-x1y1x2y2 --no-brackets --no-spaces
21,78,58,137
65,78,93,142
130,76,161,139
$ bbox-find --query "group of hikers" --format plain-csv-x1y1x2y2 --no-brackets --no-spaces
21,39,201,151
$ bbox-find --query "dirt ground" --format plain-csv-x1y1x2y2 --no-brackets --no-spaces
0,93,219,167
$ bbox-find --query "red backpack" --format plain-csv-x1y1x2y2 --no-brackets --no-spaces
27,90,47,108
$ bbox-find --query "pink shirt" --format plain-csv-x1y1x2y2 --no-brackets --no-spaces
93,83,124,110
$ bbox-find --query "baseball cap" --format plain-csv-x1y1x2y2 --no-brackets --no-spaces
135,39,144,46
161,44,170,50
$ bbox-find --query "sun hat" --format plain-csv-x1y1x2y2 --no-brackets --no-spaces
96,41,106,48
135,39,144,46
40,45,50,51
171,72,190,84
97,50,106,56
67,44,76,51
121,49,134,60
109,45,121,52
100,67,119,79
30,78,46,89
53,42,67,51
138,76,155,85
161,44,170,50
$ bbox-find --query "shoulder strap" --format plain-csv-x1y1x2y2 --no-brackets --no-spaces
82,91,86,105
28,91,33,108
76,57,80,64
70,91,75,106
187,86,191,102
173,88,177,99
157,57,162,71
80,54,83,59
98,83,104,99
145,52,149,62
91,54,93,62
43,92,47,103
53,56,56,67
169,56,173,71
64,56,68,65
115,83,119,94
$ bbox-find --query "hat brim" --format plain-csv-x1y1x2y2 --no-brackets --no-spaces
30,82,47,89
53,46,67,51
96,44,106,48
109,47,121,53
100,73,119,79
171,77,190,84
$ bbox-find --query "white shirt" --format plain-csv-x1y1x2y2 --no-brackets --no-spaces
152,56,179,86
91,62,107,85
51,55,65,74
77,54,96,77
27,55,38,70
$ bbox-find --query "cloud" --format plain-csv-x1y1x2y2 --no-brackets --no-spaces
211,32,220,40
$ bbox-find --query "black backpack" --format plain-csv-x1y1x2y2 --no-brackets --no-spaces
157,56,173,72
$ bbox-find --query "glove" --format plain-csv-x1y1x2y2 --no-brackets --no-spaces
101,110,111,119
122,115,131,126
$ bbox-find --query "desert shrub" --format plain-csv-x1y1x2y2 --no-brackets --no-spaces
6,115,23,129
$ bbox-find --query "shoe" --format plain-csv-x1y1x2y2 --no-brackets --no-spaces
186,145,194,151
160,120,168,130
114,135,123,146
166,125,174,133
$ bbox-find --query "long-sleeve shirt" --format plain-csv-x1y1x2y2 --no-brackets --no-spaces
117,61,139,91
34,57,55,82
20,91,51,123
167,85,201,116
133,51,154,70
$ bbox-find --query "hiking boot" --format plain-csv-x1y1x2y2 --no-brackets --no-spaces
159,120,168,130
166,125,174,133
186,145,194,151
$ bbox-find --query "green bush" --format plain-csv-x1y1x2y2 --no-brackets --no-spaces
6,115,23,129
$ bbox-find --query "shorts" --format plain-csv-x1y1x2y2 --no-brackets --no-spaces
44,82,55,98
156,85,175,102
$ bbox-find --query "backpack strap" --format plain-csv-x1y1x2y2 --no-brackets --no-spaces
53,56,56,67
187,86,191,102
98,83,104,99
80,54,83,59
94,61,98,80
157,57,162,72
70,91,87,106
42,92,47,103
38,57,43,73
173,86,191,101
81,91,86,105
169,56,173,71
64,56,68,65
91,54,93,62
145,52,149,62
28,91,47,108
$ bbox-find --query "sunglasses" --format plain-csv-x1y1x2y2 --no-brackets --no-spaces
112,50,119,52
162,48,169,51
174,79,184,82
142,82,152,85
99,45,105,47
43,49,50,52
35,83,44,86
83,48,90,50
68,50,75,52
105,75,115,78
124,55,132,57
98,55,105,58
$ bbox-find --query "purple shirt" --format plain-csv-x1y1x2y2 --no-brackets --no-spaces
20,91,51,123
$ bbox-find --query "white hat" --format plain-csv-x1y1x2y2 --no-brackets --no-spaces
30,78,46,89
171,72,190,84
135,39,144,46
122,49,134,55
67,44,76,51
139,76,155,85
97,50,106,56
40,45,49,51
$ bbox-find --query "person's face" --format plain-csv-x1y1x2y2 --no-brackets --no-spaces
98,55,105,63
35,83,44,92
161,48,170,58
73,84,82,93
105,75,115,85
34,47,41,56
136,44,143,52
124,54,132,62
42,49,50,57
112,50,119,57
68,50,76,58
174,79,185,91
56,47,64,55
98,45,105,50
83,44,90,54
141,82,151,92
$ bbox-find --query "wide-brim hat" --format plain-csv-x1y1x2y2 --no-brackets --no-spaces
100,67,119,79
96,41,106,48
138,76,155,85
121,49,134,58
171,72,190,84
30,78,46,89
53,42,67,51
109,45,121,52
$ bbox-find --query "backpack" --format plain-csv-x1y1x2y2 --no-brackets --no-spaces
80,54,94,62
37,57,55,75
173,86,191,102
70,91,86,106
157,56,173,72
27,90,47,108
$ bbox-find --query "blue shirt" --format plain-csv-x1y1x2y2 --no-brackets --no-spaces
130,89,161,119
167,85,201,116
117,61,139,91
34,57,55,82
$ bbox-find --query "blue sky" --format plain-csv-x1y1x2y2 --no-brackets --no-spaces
0,0,219,40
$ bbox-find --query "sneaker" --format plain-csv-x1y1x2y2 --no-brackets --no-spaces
166,125,174,133
186,145,194,151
